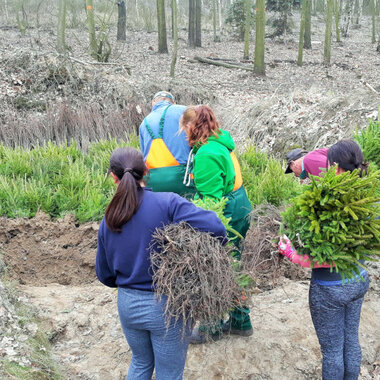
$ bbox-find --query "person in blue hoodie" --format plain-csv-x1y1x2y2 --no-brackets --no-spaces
139,91,195,197
96,147,226,380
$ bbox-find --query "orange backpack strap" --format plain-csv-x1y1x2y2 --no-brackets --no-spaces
230,151,243,191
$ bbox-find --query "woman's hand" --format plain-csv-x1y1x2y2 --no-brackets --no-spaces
278,234,296,260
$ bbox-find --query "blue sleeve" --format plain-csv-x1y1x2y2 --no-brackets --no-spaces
139,122,146,157
139,121,152,161
169,193,227,240
95,221,117,288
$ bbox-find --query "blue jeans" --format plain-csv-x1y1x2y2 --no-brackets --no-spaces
117,288,190,380
309,273,369,380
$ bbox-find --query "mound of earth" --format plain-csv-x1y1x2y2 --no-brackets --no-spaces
0,212,98,286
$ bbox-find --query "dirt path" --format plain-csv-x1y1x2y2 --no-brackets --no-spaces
20,279,380,380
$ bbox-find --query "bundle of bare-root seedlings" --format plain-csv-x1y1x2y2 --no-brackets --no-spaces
241,203,282,276
150,222,242,331
242,203,309,288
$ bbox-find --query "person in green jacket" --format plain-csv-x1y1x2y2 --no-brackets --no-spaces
180,105,253,344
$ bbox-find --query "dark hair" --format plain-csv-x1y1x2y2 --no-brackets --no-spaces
181,105,221,147
328,139,368,177
105,147,146,232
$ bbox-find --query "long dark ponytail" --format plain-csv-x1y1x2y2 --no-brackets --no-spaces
327,139,368,177
105,147,147,232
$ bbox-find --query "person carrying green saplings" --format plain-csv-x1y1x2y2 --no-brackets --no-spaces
279,139,375,380
139,91,196,198
180,105,253,344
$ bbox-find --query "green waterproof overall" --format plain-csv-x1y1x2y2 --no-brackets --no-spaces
143,105,196,198
224,185,252,331
191,146,252,333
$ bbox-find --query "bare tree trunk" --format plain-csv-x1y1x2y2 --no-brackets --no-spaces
57,0,67,53
16,5,28,36
4,0,9,22
117,1,126,41
342,0,355,37
36,0,43,29
157,0,168,53
243,0,251,59
298,0,307,65
213,0,218,41
304,0,312,48
218,0,222,30
189,0,196,47
195,0,201,47
371,0,376,42
171,0,175,38
170,0,178,77
353,0,361,24
254,0,265,75
334,0,341,41
324,0,334,64
86,0,98,58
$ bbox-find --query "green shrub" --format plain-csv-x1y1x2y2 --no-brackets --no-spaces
354,119,380,169
239,145,302,207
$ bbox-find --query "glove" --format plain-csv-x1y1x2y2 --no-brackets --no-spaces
278,234,296,260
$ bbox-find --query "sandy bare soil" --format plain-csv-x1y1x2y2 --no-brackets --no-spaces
0,213,379,380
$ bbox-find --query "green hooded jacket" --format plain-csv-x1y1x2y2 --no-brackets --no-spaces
193,129,236,200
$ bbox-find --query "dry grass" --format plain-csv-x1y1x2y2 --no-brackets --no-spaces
0,51,149,148
0,101,146,149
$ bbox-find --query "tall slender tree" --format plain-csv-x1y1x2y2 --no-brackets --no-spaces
342,0,355,37
254,0,266,75
86,0,98,59
117,1,126,41
298,0,307,66
157,0,168,53
188,0,196,47
57,0,67,53
304,0,312,48
195,0,202,47
170,0,178,77
243,0,251,59
334,0,341,42
353,0,361,24
218,0,222,30
324,0,334,64
370,0,376,43
213,0,218,42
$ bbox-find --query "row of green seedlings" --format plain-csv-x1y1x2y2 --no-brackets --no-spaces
0,137,138,222
0,138,301,223
0,117,377,225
